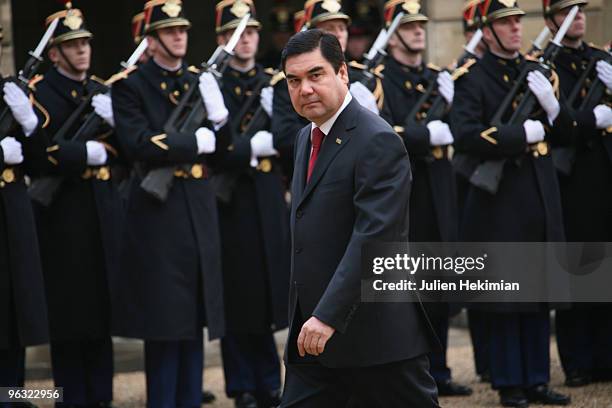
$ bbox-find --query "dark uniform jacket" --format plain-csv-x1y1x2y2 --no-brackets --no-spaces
380,58,457,243
111,59,227,340
217,65,289,333
0,77,49,348
287,99,435,368
553,43,612,241
32,67,121,341
451,51,570,243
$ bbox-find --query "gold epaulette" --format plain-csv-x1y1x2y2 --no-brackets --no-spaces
427,63,441,72
28,74,44,90
348,61,367,70
106,65,138,85
270,71,285,86
188,65,200,74
264,67,277,76
452,58,477,81
588,42,610,52
90,75,106,85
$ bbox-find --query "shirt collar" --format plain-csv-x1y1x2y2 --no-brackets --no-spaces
311,91,352,137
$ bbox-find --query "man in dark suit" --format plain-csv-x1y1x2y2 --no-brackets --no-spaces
279,29,439,407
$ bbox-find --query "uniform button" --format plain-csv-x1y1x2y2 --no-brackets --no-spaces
295,248,303,254
296,210,303,219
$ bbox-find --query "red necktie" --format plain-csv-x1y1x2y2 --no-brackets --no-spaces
307,127,325,183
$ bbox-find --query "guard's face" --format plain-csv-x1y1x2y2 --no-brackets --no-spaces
485,15,522,53
553,6,586,39
154,26,188,58
285,47,349,125
316,19,348,52
50,38,91,74
218,26,260,61
390,22,426,53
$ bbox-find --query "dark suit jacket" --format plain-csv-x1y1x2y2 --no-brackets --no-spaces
287,98,435,368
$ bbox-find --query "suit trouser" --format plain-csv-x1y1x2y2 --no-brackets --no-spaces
468,309,490,377
427,308,451,383
0,348,25,408
487,311,550,389
221,332,281,397
556,305,612,377
144,333,203,408
51,338,113,407
280,354,440,408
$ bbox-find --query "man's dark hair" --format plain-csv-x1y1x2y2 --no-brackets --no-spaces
281,29,345,73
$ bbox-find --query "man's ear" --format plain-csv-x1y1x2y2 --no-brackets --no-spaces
48,46,59,64
338,62,349,86
216,34,227,47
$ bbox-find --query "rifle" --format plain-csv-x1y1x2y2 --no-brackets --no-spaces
0,18,59,139
139,14,251,202
469,6,580,194
28,39,149,206
566,46,611,110
352,12,404,90
527,26,551,56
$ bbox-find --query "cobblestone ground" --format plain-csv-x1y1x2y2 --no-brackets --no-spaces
26,328,612,408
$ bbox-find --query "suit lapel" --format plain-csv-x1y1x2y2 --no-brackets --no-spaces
298,100,359,207
292,126,310,204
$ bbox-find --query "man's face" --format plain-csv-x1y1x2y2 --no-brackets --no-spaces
552,6,586,39
389,22,426,53
50,38,91,74
347,35,371,60
484,15,522,54
151,26,188,58
315,19,348,52
218,26,259,61
285,47,349,124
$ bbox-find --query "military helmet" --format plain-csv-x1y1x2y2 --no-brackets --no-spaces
144,0,191,35
215,0,262,34
383,0,428,28
479,0,525,25
303,0,351,28
45,2,93,46
542,0,588,16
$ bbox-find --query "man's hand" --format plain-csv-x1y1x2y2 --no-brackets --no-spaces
3,82,38,136
297,316,335,357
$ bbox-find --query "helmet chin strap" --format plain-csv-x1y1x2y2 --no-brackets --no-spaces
152,32,181,60
396,31,422,55
489,24,513,55
58,44,81,75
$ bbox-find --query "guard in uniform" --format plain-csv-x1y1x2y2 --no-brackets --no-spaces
541,0,612,387
457,0,492,384
31,4,122,406
345,0,380,63
111,1,228,406
0,23,49,394
213,2,290,406
450,0,572,406
378,0,472,397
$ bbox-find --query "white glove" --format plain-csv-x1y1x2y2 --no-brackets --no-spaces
0,137,24,165
250,130,278,167
437,71,454,105
527,70,560,124
427,120,454,146
523,119,545,144
350,82,379,114
260,86,274,118
199,72,229,127
91,94,115,128
3,82,38,137
596,60,612,92
85,141,108,166
195,127,216,154
593,104,612,129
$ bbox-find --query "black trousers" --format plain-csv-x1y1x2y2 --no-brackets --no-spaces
280,354,440,408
